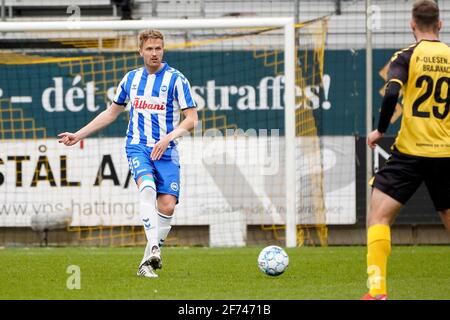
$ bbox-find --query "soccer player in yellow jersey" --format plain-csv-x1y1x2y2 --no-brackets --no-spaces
363,0,450,300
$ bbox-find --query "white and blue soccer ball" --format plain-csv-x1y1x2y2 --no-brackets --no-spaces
257,245,289,276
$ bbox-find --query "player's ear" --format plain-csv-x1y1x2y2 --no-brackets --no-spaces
438,20,442,32
410,20,416,32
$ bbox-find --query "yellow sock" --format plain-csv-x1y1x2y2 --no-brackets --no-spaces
367,224,391,296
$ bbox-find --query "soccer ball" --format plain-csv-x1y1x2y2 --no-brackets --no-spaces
257,245,289,276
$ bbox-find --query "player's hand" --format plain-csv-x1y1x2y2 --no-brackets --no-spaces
367,130,384,149
58,132,81,146
151,137,171,160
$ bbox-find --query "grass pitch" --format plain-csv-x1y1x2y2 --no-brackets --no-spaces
0,246,449,300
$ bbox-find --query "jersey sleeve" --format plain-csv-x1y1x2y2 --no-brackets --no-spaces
174,74,196,110
387,46,414,87
377,81,402,133
113,73,129,106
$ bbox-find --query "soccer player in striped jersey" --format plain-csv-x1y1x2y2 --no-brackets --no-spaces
363,0,450,300
58,30,198,278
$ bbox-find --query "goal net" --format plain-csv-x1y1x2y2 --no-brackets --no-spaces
0,17,354,248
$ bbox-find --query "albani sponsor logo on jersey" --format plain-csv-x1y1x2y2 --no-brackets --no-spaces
133,96,166,112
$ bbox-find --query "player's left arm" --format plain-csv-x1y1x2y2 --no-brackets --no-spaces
151,108,198,160
367,82,402,149
367,49,409,149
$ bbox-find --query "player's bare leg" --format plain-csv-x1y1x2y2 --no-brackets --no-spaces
439,209,450,232
367,188,403,227
363,188,403,300
156,194,176,249
157,194,176,216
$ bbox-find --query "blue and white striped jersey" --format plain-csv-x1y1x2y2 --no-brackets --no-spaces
113,62,196,147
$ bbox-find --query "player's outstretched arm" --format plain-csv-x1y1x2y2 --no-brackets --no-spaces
58,102,124,146
151,108,198,160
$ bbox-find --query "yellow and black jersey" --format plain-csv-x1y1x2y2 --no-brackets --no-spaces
388,39,450,157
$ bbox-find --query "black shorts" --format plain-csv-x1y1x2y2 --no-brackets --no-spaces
371,149,450,211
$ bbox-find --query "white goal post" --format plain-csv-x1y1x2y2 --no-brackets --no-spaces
0,17,298,247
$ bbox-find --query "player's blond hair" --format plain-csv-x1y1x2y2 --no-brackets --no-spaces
412,0,440,32
138,29,164,48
